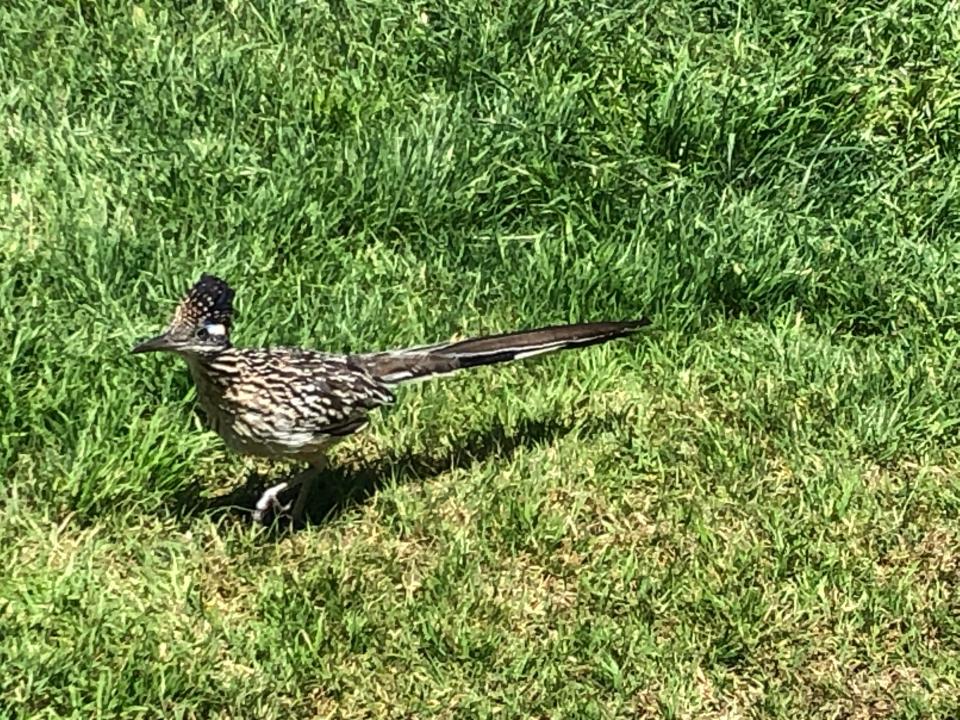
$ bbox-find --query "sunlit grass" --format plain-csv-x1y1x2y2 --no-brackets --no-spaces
2,0,959,717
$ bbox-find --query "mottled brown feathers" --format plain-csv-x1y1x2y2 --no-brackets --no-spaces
136,274,650,519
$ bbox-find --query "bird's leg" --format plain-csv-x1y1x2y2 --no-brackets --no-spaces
252,463,312,523
252,479,293,523
289,458,327,525
252,458,327,524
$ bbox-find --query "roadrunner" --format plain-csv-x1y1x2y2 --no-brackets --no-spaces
133,274,649,523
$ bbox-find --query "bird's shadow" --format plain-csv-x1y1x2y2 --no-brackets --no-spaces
169,408,629,535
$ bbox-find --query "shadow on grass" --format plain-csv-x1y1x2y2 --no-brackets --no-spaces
168,408,628,535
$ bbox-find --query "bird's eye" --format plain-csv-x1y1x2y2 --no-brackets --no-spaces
196,327,210,341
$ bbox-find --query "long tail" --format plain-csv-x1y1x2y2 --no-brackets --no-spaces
353,319,650,385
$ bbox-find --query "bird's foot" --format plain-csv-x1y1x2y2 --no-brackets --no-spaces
252,481,293,523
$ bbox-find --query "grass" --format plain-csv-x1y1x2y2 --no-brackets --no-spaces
2,0,960,716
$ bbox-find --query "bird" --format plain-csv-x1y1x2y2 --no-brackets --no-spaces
132,274,649,524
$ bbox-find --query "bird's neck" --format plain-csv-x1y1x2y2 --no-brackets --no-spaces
183,348,236,386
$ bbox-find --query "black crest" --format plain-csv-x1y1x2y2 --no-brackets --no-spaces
174,273,235,331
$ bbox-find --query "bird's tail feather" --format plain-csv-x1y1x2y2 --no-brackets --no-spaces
355,319,649,385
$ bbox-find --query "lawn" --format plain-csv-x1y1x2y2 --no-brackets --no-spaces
2,0,959,717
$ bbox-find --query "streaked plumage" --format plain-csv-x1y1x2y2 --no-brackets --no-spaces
133,274,649,523
184,348,394,460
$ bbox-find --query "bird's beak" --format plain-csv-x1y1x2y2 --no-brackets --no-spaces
131,333,175,354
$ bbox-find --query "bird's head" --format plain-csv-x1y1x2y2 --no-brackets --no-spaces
132,274,234,356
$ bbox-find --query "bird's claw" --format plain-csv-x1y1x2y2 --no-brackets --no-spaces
252,481,293,523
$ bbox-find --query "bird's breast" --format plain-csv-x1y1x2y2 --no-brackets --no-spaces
186,355,337,460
